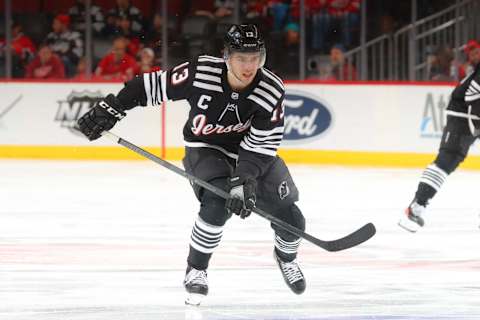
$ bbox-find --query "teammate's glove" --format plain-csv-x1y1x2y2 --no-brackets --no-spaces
225,176,257,219
77,94,126,141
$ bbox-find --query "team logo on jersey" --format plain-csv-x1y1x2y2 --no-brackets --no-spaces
282,90,332,143
420,92,447,138
55,91,104,136
218,103,240,122
278,181,290,200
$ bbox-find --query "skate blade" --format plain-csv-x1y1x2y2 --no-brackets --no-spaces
398,216,421,233
185,293,205,306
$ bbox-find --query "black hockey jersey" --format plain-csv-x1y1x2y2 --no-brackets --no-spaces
117,55,286,179
447,63,480,118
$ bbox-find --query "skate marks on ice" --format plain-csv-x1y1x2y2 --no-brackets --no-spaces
1,161,480,319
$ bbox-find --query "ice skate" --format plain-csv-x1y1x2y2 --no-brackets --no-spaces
274,251,306,294
398,200,426,233
183,266,208,306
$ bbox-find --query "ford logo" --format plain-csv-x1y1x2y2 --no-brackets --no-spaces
283,90,332,142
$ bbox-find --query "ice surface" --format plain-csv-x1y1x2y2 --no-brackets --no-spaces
1,160,479,320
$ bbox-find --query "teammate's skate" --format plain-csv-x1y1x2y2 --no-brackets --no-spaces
183,265,208,306
274,251,306,294
398,200,426,232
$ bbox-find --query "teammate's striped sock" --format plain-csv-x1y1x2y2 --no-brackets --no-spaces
419,164,448,192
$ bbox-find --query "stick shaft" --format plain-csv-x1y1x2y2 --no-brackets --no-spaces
101,131,334,248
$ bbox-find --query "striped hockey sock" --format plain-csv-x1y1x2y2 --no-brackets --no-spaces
274,235,302,258
419,164,448,195
189,217,224,255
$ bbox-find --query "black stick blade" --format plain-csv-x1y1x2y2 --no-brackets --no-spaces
315,223,376,252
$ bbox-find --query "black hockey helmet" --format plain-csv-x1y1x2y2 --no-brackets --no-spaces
224,24,266,67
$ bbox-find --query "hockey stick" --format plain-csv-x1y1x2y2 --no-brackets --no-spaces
101,130,376,252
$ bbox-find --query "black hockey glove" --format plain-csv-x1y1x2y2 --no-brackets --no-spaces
77,94,126,141
225,176,257,219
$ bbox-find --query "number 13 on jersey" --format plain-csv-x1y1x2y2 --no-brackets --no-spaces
171,62,190,85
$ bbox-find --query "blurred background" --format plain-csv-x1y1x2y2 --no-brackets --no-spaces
4,5,480,320
0,0,479,82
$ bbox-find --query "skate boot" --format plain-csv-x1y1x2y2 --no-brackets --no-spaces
398,200,426,233
183,265,208,306
274,251,306,294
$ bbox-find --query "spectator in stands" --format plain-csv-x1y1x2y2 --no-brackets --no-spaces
308,0,360,53
136,47,160,75
0,20,36,77
457,40,480,80
268,0,292,32
241,0,269,30
213,0,235,18
329,0,361,49
179,0,214,19
95,37,137,81
270,22,300,78
25,44,65,79
145,13,163,45
105,0,144,37
144,13,168,64
285,21,300,43
427,46,454,82
377,14,397,36
144,13,162,65
306,0,330,52
68,0,105,36
182,0,235,19
245,0,268,20
332,43,357,80
328,43,357,80
72,56,89,80
45,14,84,78
107,15,141,56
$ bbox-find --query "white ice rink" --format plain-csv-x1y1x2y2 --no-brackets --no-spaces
1,159,480,320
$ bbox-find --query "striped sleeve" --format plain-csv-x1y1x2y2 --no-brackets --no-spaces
240,125,284,156
240,68,285,157
142,61,192,106
143,70,168,106
465,79,480,102
246,81,282,113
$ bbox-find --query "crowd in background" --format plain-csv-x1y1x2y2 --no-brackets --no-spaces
426,40,480,82
0,0,163,81
0,0,476,82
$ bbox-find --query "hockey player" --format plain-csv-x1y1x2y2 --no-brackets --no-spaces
76,24,306,305
399,63,480,232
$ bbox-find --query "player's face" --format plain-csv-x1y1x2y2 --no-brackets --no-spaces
229,52,262,84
